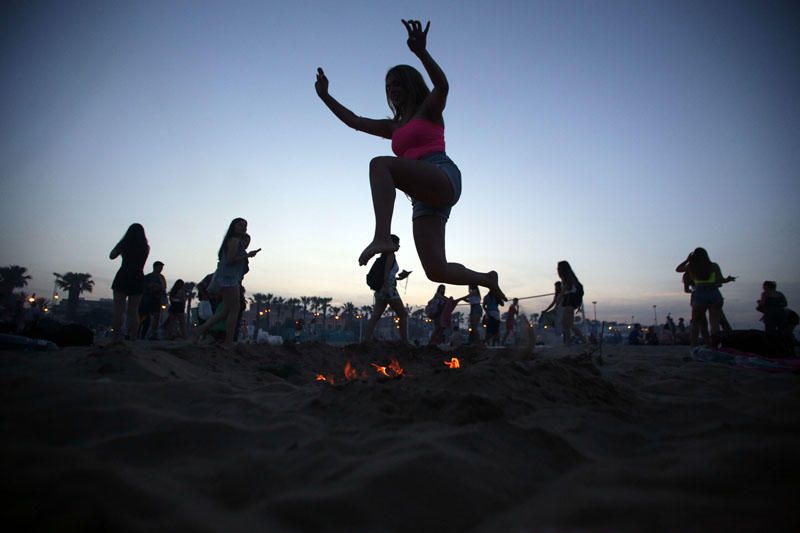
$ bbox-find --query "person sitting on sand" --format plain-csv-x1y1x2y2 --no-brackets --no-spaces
315,19,505,304
194,218,260,348
676,247,735,346
109,223,149,344
364,235,410,344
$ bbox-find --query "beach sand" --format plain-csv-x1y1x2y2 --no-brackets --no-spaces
2,340,798,532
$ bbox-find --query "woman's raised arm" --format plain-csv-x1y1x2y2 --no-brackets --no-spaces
402,20,448,117
315,68,394,139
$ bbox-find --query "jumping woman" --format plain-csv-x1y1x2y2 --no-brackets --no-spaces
315,19,506,303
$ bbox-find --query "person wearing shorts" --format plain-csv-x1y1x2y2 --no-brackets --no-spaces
364,235,409,343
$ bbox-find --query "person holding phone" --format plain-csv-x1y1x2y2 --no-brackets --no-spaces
193,218,260,348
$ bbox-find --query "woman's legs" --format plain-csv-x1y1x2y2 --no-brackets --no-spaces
690,305,709,346
708,304,722,338
222,287,240,345
195,287,238,343
111,291,126,341
364,299,389,342
126,295,142,340
413,215,506,301
359,156,457,266
177,312,187,339
562,305,575,345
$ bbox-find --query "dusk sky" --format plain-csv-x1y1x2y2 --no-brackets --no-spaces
2,0,798,328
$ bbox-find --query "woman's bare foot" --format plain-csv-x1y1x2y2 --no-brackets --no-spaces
358,238,399,266
486,271,507,304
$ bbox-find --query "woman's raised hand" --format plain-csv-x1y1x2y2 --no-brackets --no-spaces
315,67,329,98
402,19,430,56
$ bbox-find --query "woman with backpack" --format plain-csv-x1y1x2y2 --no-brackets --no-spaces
558,260,586,346
364,235,409,343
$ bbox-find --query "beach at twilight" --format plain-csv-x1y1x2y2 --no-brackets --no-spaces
3,340,798,532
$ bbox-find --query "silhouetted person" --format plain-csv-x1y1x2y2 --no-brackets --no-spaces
364,235,410,344
194,218,260,348
541,281,563,336
466,284,482,344
482,290,501,346
757,280,788,335
557,261,586,345
109,223,149,344
502,298,519,345
315,19,505,304
139,261,166,339
163,279,187,340
676,247,735,345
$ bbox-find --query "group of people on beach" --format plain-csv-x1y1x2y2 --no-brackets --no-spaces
106,20,795,354
110,219,259,347
109,20,504,349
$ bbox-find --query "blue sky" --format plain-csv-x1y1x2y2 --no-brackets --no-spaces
1,0,798,327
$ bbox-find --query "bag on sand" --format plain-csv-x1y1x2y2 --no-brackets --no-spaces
366,255,388,292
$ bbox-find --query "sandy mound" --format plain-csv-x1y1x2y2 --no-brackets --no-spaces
2,341,798,531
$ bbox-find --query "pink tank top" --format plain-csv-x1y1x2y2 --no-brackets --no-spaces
391,118,445,160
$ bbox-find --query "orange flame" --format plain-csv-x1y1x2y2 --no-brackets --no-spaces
316,373,336,384
444,357,460,369
371,363,390,377
344,361,359,381
388,357,404,377
370,357,404,379
315,374,326,381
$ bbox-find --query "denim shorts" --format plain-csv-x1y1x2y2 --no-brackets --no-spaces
412,152,462,221
692,286,723,307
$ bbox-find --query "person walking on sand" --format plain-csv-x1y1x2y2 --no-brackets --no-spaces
467,284,482,344
315,19,506,304
557,261,586,346
139,261,166,339
364,234,411,344
541,280,563,335
194,218,260,348
482,290,502,346
109,223,149,344
675,247,735,346
163,279,187,340
501,297,519,345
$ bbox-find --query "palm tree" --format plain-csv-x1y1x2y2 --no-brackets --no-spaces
329,305,341,328
317,297,332,335
300,296,311,323
272,296,285,329
0,265,32,294
250,292,271,337
360,304,373,321
286,298,301,323
54,272,94,317
342,301,357,330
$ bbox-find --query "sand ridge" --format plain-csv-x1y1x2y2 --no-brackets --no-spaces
2,341,799,531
